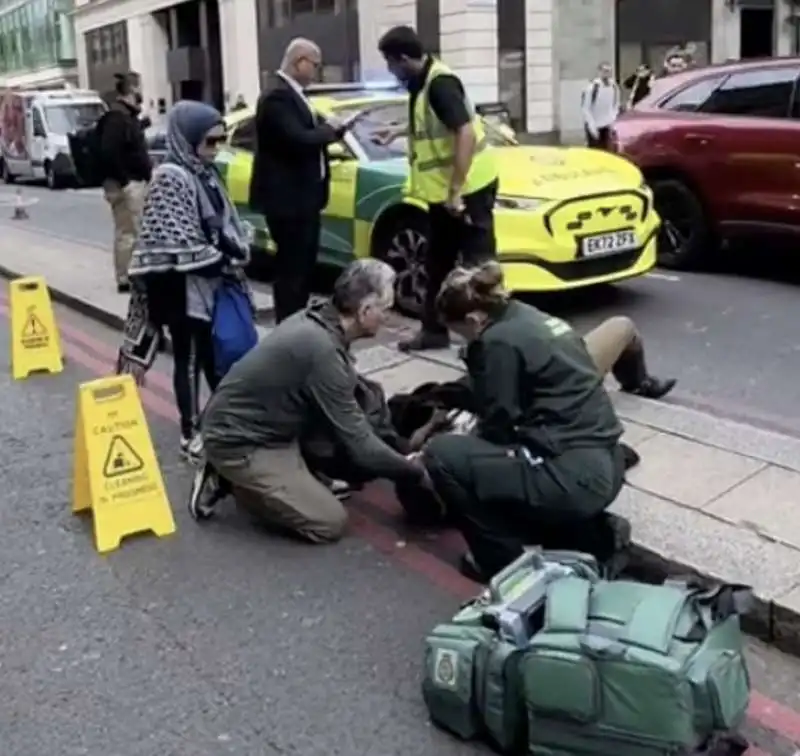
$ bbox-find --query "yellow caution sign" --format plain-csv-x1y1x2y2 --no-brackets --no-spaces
9,276,63,379
72,374,176,553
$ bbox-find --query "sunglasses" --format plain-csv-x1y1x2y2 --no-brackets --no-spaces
203,134,227,147
301,56,322,70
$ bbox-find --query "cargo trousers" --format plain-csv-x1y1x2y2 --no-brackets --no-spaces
424,435,626,578
103,179,147,287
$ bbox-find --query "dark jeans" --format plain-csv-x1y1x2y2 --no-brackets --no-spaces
585,126,611,149
423,180,499,333
424,433,625,577
266,213,321,323
168,317,218,438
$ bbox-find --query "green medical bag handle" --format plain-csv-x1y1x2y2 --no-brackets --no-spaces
623,586,694,655
488,548,546,603
543,577,593,633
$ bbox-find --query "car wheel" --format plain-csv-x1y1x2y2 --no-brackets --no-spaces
651,178,710,270
45,163,62,190
374,210,429,317
1,159,15,184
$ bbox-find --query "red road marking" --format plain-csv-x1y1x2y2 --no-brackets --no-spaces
3,288,799,748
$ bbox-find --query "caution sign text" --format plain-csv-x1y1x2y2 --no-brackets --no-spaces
72,375,176,553
9,276,63,379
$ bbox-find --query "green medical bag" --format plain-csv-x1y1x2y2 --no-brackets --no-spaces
422,549,601,750
523,577,752,756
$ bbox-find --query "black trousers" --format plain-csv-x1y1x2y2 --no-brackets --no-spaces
168,317,218,439
423,180,499,333
585,126,611,149
423,433,625,577
266,213,321,323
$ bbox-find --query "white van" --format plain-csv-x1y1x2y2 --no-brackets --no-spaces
0,89,106,189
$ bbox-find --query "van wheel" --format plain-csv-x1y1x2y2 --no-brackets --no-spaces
45,163,62,190
651,178,711,270
1,159,15,184
372,209,429,317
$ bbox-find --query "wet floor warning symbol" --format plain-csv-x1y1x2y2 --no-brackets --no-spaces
9,276,62,379
102,435,144,478
72,374,176,554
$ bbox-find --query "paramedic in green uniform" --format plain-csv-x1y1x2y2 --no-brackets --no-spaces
423,261,629,582
377,25,500,352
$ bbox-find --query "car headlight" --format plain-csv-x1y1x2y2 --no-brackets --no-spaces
495,195,548,211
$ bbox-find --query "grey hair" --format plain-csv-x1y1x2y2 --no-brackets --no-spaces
331,259,396,315
280,38,321,71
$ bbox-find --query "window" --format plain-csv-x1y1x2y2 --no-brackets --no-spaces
700,68,799,119
31,108,46,137
230,117,256,151
659,76,723,112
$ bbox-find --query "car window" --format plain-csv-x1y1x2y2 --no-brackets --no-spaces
700,68,799,118
230,117,256,151
659,76,724,112
336,101,516,161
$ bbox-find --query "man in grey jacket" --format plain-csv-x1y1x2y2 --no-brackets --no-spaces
195,259,429,542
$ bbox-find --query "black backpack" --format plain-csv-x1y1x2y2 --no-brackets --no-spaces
68,112,108,188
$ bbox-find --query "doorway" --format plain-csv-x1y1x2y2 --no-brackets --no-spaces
740,8,774,59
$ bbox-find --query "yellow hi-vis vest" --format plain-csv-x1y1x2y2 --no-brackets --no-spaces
409,59,498,203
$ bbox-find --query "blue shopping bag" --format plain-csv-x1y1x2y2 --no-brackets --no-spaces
212,280,258,378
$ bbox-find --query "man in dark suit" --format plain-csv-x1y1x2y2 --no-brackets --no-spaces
249,38,350,322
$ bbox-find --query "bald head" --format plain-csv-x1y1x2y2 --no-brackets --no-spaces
280,38,322,87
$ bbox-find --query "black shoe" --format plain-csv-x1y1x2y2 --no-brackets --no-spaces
624,376,677,401
600,514,633,579
398,329,450,353
619,441,641,470
459,551,490,583
116,282,131,294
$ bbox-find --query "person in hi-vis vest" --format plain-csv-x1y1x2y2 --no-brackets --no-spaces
375,26,499,352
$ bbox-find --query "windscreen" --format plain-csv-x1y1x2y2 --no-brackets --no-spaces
45,103,106,134
339,101,516,160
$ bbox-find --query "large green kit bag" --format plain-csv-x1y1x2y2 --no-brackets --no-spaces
523,577,752,756
422,549,601,751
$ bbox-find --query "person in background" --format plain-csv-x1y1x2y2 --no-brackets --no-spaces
116,101,252,461
581,62,620,149
249,38,351,323
376,25,499,352
422,261,630,582
661,51,689,77
623,63,654,107
100,71,152,293
192,259,431,539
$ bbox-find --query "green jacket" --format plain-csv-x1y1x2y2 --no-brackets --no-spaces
465,300,623,456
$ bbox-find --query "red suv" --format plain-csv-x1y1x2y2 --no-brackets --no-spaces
612,57,800,269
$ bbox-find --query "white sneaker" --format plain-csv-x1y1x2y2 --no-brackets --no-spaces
188,462,223,521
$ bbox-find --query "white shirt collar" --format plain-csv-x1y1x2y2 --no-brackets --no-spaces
277,70,310,104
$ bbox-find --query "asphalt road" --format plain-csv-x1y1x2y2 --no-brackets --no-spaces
2,284,800,755
5,182,800,436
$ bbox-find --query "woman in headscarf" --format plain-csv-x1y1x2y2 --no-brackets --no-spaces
116,100,253,461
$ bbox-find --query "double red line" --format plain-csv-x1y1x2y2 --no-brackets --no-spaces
1,291,797,754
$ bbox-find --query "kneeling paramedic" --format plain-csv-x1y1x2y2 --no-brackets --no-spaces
423,261,628,581
195,259,430,540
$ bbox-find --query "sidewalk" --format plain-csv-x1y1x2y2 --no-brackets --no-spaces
4,220,800,651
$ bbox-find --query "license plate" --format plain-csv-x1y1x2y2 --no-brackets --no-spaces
581,230,637,257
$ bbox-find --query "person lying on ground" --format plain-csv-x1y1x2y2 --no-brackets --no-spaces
190,259,431,539
422,261,631,583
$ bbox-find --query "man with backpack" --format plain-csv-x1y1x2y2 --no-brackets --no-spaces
100,72,152,293
581,62,620,149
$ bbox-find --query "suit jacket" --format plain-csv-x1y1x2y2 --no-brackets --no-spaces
248,77,339,218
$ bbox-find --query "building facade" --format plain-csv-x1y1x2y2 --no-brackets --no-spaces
55,0,800,136
0,0,78,88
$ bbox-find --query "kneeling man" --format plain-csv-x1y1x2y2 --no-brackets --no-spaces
194,259,428,541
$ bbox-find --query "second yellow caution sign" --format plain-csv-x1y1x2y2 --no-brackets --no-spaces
9,275,63,379
72,374,176,553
